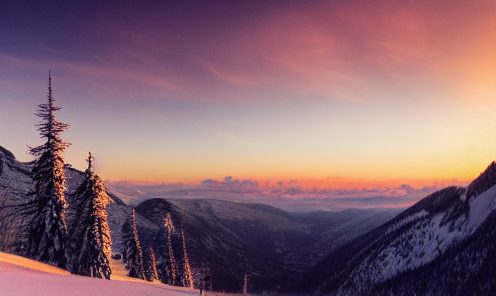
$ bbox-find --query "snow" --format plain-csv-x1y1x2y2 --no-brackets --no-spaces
467,183,496,229
344,185,496,287
0,251,198,296
384,210,429,235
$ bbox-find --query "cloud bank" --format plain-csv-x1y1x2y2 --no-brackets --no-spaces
107,177,467,212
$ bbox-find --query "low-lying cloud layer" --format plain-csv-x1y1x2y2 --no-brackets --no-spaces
107,177,467,212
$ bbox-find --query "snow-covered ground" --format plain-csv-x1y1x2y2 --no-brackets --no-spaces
0,251,198,296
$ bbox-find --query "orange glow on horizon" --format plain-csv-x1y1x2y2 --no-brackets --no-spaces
101,172,474,192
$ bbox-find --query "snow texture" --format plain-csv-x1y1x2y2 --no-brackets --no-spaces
0,251,198,296
343,184,496,288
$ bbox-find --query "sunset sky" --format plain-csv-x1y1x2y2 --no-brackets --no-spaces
1,1,495,197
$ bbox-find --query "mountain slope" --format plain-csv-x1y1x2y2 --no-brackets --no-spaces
307,162,496,295
0,251,197,296
133,198,399,292
1,145,400,293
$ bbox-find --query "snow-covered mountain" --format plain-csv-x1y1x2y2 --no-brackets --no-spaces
306,163,496,295
8,144,493,295
131,197,400,292
0,145,400,293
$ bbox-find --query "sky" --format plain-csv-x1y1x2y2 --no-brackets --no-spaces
1,1,495,208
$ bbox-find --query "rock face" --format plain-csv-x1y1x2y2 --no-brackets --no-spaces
0,146,35,252
306,163,496,296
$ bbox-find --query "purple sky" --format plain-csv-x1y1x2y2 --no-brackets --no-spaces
1,1,495,209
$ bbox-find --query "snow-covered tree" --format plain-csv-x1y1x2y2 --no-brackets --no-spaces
243,274,248,296
121,210,145,279
67,152,112,279
179,225,194,288
156,212,178,285
144,246,159,282
165,213,178,285
199,261,212,293
24,73,71,268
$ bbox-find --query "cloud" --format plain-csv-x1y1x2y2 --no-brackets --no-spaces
199,176,259,192
201,179,216,185
5,1,493,108
107,176,468,211
198,1,495,106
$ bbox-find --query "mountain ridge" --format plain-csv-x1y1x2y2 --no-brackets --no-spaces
0,145,400,293
305,162,496,295
3,144,494,294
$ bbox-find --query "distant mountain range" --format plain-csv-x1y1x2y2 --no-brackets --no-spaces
1,145,495,294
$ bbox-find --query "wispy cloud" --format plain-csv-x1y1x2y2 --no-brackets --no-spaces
2,1,495,186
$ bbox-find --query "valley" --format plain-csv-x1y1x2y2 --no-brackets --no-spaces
1,146,495,295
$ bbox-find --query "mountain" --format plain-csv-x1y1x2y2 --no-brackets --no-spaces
132,198,400,292
0,146,34,251
0,146,159,262
5,144,494,294
305,162,496,295
0,145,400,293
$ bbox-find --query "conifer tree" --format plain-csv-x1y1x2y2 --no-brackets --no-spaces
199,261,212,293
67,152,112,279
121,210,145,279
165,213,178,285
150,246,159,281
179,225,194,288
156,212,179,285
243,274,248,296
154,226,168,283
144,246,159,282
24,72,70,268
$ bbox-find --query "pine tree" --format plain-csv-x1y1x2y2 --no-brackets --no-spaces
144,246,159,282
24,72,71,268
165,213,178,285
156,212,178,285
243,274,248,296
180,225,194,288
154,226,168,283
199,261,212,293
121,210,145,279
150,246,159,281
67,152,112,279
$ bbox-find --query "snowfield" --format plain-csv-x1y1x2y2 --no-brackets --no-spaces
0,251,198,296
